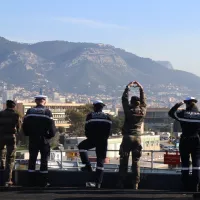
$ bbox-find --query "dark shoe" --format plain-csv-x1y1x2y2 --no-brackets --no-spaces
81,165,93,172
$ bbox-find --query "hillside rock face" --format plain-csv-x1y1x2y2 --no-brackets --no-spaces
156,61,174,70
0,37,199,94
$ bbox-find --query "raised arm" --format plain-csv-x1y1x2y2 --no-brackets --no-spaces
122,82,134,114
134,81,147,116
168,102,184,120
132,81,145,104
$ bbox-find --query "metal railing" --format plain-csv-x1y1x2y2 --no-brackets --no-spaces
14,149,185,174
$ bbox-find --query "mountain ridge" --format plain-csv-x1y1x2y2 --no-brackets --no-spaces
0,36,199,95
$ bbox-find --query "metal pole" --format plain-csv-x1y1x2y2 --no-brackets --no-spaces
151,150,154,170
60,149,63,170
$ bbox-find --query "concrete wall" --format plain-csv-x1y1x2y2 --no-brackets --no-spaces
11,170,186,190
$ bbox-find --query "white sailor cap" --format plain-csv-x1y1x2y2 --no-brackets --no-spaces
184,97,198,103
34,95,47,100
93,100,105,106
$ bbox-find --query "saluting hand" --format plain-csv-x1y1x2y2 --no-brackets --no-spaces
175,102,184,107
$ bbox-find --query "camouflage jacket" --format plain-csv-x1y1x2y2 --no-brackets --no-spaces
121,86,147,136
0,108,20,135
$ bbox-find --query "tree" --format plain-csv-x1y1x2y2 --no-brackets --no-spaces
58,126,65,134
66,110,86,136
50,131,60,148
65,104,93,137
110,116,124,135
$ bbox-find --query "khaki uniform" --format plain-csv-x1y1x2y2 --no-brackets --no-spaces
118,86,146,188
0,108,20,184
119,135,142,185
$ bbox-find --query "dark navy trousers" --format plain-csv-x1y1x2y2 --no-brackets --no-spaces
78,138,108,184
179,135,200,185
28,137,50,173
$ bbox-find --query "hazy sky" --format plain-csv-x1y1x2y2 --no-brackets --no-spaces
1,0,200,76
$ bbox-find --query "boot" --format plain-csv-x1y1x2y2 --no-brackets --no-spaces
4,181,13,187
133,183,138,190
3,170,14,187
81,165,93,172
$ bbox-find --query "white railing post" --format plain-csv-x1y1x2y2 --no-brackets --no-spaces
60,149,63,170
151,150,154,170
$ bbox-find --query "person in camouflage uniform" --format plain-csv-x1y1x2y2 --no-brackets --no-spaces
0,100,20,186
117,81,147,190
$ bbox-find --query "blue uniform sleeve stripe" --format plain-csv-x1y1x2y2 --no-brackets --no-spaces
174,112,200,122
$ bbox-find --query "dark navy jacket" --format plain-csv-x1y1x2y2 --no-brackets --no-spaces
85,112,112,140
22,105,56,140
168,103,200,137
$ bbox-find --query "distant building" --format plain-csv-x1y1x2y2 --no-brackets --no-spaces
173,120,182,132
53,92,61,102
103,109,117,116
2,90,15,103
144,108,174,132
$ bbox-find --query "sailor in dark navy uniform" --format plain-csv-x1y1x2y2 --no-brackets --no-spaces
22,95,56,187
169,97,200,192
78,100,112,189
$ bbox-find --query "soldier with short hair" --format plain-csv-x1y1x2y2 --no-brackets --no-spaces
117,81,147,190
0,100,21,186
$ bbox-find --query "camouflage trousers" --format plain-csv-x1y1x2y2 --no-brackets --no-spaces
0,135,16,183
118,135,142,185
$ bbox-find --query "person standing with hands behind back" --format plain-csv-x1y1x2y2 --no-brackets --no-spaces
22,95,56,187
117,81,147,190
